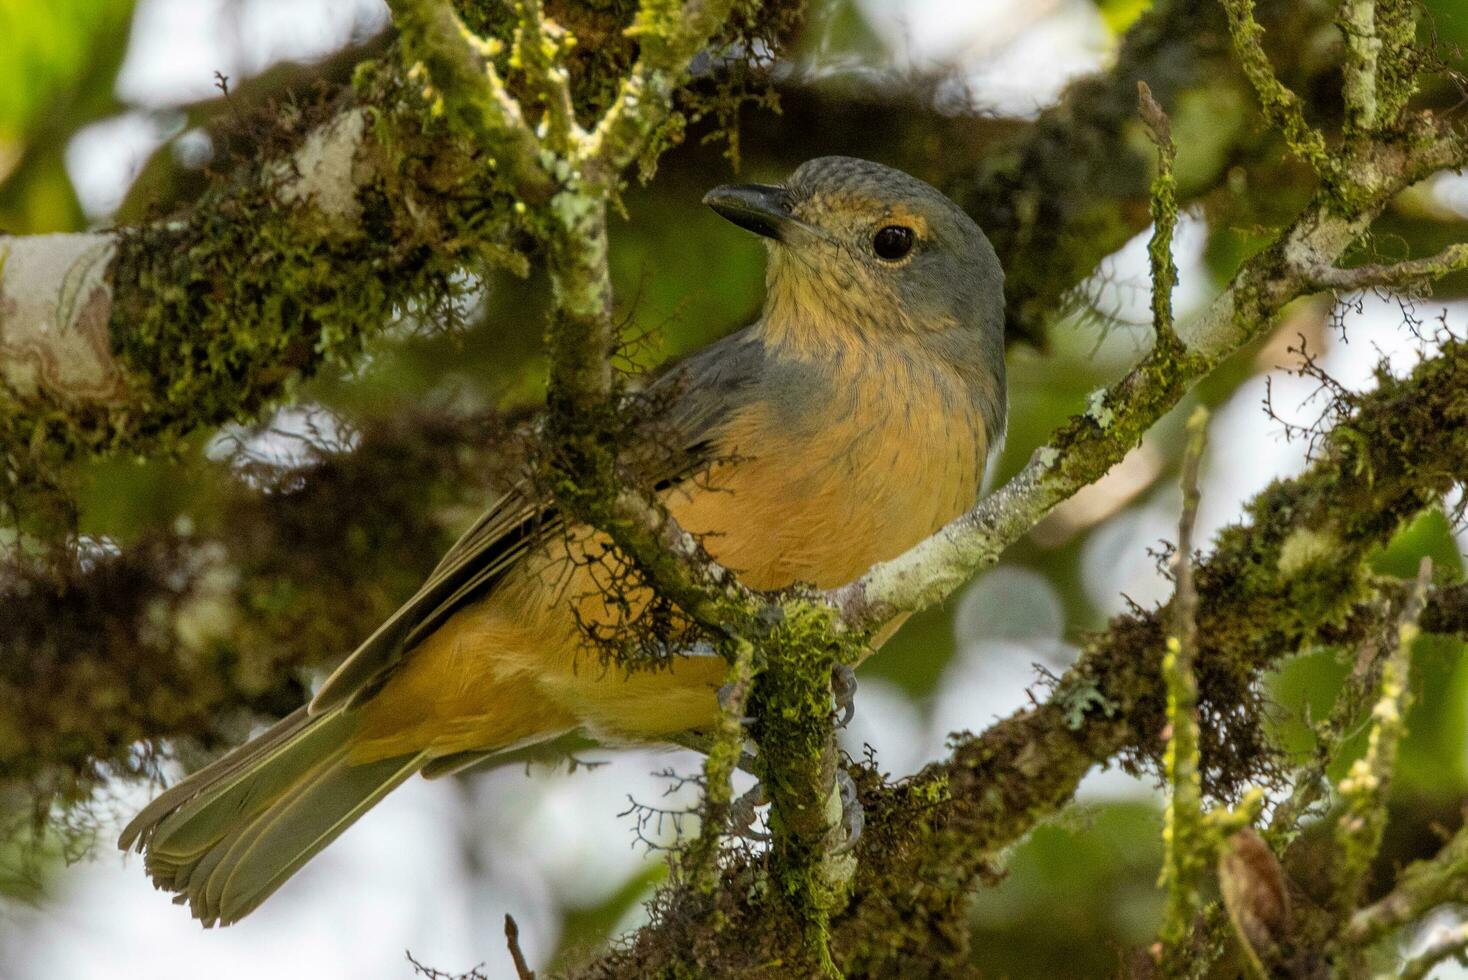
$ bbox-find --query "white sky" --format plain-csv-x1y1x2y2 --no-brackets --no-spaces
13,1,1468,977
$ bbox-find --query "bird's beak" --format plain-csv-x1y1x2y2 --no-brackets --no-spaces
703,183,825,245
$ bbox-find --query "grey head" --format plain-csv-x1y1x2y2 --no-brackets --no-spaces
702,156,1005,354
703,156,1007,458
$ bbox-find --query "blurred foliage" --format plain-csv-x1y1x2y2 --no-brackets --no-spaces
3,0,1468,976
0,0,135,233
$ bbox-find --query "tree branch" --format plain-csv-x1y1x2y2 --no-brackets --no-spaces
386,0,553,202
1332,556,1432,918
581,0,738,183
1305,243,1468,293
1158,407,1209,965
1343,817,1468,948
1220,0,1333,174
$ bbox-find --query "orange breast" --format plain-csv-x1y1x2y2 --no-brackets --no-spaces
674,365,985,589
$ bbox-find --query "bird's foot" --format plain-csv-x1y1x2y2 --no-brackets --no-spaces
832,769,864,854
831,663,858,728
716,682,756,726
725,770,862,852
730,781,770,842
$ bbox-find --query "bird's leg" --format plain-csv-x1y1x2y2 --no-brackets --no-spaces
831,663,858,728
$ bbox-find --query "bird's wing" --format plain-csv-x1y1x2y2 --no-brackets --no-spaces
307,491,552,712
308,329,768,714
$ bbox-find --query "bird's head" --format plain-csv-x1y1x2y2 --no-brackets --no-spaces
703,156,1004,352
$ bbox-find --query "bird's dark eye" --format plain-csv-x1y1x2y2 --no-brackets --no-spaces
872,225,915,261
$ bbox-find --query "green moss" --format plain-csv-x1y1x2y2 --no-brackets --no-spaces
740,599,862,977
1,54,526,536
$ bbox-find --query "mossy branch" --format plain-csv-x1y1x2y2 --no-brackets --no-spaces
1342,815,1468,948
581,0,739,183
1137,80,1180,347
1219,0,1332,175
1399,922,1468,980
1157,407,1209,964
679,637,756,893
1331,556,1432,917
386,0,553,202
1305,243,1468,293
1268,600,1394,844
389,0,854,967
1339,0,1383,136
512,0,579,155
828,143,1464,634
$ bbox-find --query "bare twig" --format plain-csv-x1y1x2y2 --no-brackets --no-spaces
505,914,537,980
1305,244,1468,294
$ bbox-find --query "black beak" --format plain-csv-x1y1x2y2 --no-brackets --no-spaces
702,183,802,242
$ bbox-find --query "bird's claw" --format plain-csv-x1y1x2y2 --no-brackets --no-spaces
730,782,770,842
716,683,756,725
832,769,864,854
831,664,857,728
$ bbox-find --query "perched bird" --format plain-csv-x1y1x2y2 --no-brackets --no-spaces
119,156,1007,925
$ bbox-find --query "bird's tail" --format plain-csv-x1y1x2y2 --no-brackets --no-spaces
118,706,425,926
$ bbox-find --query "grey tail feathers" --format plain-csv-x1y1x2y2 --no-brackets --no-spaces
118,706,425,927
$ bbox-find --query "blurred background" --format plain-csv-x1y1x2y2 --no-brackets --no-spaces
3,0,1468,976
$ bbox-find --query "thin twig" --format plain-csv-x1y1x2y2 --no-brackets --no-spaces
506,914,537,980
681,637,758,891
1333,556,1433,916
1137,80,1179,345
1219,0,1333,175
1306,244,1468,294
1399,920,1468,980
1158,406,1209,965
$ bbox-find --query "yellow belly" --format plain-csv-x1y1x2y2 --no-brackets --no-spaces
352,374,985,761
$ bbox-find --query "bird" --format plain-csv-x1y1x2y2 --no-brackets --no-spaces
118,155,1008,926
